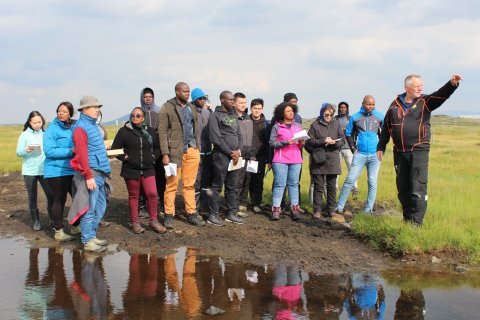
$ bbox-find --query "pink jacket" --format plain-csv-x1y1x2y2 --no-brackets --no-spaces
270,122,304,164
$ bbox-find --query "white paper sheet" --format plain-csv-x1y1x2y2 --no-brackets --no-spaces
164,163,177,177
228,157,244,171
292,129,310,142
246,160,258,173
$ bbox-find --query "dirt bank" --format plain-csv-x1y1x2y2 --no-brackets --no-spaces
0,160,467,273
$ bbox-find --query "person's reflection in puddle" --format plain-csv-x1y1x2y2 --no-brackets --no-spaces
271,263,309,319
225,263,246,312
164,248,201,318
20,247,76,319
344,273,385,319
70,251,111,319
394,289,425,320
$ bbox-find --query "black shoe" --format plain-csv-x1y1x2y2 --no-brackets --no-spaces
138,206,149,219
207,214,225,227
163,214,174,229
225,213,245,225
187,213,206,227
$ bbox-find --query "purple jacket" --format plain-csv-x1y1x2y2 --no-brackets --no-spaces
269,122,304,164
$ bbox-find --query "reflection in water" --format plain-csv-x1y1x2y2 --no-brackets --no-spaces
7,242,480,319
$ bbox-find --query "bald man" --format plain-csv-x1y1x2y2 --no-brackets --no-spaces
377,74,462,226
336,95,384,216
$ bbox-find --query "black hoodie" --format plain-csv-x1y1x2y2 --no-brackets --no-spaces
209,105,242,156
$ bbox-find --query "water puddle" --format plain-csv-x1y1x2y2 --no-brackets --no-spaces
1,237,480,319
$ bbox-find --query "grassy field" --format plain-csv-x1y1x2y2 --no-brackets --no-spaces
2,116,480,261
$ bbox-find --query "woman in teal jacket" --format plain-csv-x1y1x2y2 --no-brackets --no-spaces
16,111,53,231
43,102,77,241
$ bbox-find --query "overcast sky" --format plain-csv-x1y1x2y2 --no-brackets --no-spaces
1,0,479,124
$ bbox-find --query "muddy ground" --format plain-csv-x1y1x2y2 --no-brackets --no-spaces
0,160,470,273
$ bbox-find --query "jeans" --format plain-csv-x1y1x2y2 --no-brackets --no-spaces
272,163,302,207
337,153,380,213
337,148,357,189
80,174,107,244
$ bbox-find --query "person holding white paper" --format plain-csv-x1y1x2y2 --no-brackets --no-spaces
305,103,344,220
111,107,166,234
269,102,304,221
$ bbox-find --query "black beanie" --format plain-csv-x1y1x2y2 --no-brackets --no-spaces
283,92,298,102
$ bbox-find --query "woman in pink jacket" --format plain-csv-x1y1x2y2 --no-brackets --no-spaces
269,102,304,221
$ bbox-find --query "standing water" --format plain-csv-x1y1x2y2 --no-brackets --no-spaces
1,237,480,319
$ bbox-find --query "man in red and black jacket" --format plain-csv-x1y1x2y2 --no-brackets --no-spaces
377,74,462,226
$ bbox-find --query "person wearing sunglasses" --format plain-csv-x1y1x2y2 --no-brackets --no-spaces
305,103,345,220
111,107,166,234
336,95,384,216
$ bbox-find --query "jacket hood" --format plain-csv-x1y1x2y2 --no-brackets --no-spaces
359,105,374,115
319,102,336,122
214,105,234,114
337,102,350,116
140,87,156,111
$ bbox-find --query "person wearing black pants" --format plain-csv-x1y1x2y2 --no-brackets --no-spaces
23,175,54,229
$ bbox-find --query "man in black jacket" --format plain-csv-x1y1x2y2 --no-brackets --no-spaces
207,91,244,225
377,74,462,226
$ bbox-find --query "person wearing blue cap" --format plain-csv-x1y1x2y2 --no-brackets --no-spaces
191,88,220,224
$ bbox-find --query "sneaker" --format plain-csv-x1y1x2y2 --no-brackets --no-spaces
237,210,250,218
163,214,174,229
344,210,353,217
253,206,262,213
313,212,322,220
132,222,145,234
149,220,167,234
352,187,359,200
92,237,108,246
138,206,149,219
239,205,247,212
70,226,81,235
84,239,107,253
331,213,346,223
187,213,207,227
225,213,245,225
271,207,281,221
54,229,74,242
99,220,110,227
207,214,225,227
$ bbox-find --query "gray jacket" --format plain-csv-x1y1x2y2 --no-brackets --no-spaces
196,107,212,153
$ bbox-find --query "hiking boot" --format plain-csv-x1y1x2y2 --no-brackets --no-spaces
138,205,149,219
344,210,353,217
207,214,225,226
29,209,42,231
352,187,359,200
187,213,206,227
271,207,281,221
132,222,145,234
99,220,110,227
313,212,322,220
253,206,262,213
239,205,247,212
92,237,108,246
84,239,107,253
163,214,174,229
70,225,81,235
54,228,74,242
291,205,301,221
331,213,346,223
149,220,167,234
225,213,245,225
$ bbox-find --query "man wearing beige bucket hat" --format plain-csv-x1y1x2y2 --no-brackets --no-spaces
68,95,111,252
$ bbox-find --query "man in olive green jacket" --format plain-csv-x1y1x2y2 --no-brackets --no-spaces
158,82,205,228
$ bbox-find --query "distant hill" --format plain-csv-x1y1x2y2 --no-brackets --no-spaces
103,114,129,125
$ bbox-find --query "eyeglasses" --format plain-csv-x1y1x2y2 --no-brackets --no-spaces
324,113,333,118
131,114,143,118
198,97,207,101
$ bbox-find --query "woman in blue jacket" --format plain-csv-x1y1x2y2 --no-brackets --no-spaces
43,102,76,241
16,111,53,231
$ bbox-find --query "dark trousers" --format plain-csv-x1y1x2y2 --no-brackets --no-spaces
248,154,267,206
195,153,214,212
236,167,250,207
312,174,337,213
46,175,73,230
394,151,429,225
208,151,238,215
23,175,54,212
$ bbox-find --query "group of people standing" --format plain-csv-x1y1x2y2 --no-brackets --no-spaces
16,74,462,252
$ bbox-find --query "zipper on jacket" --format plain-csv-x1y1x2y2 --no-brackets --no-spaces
140,135,143,175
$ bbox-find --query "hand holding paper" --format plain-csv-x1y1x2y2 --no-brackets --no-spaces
164,163,177,177
292,130,310,142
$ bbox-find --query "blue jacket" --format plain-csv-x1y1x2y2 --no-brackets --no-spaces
346,106,383,155
43,118,76,178
16,128,46,176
